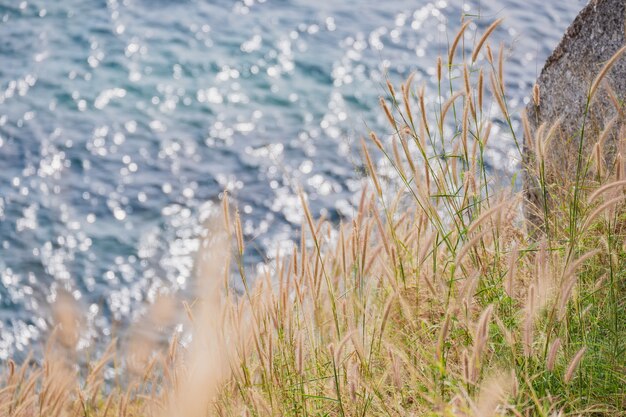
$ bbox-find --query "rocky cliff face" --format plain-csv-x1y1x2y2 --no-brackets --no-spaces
524,0,626,231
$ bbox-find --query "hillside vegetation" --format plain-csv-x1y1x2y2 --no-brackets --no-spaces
1,19,625,417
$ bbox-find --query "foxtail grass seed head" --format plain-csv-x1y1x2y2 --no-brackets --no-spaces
589,44,626,101
462,101,469,153
235,209,244,255
475,373,513,417
386,79,396,99
547,338,561,371
463,64,471,96
557,283,579,319
440,90,464,131
486,43,494,64
482,122,493,147
349,379,357,402
390,352,402,390
405,71,416,93
8,359,15,379
369,131,384,151
222,190,231,235
380,97,396,129
52,290,83,350
594,142,604,178
418,114,426,149
469,93,476,122
403,73,416,125
564,347,586,384
533,123,547,165
532,83,540,107
391,136,406,179
542,117,561,157
299,190,318,240
494,314,514,347
418,86,430,136
521,109,533,148
490,70,508,118
478,68,484,110
472,19,503,62
380,293,395,337
476,305,493,347
436,313,451,361
424,162,431,195
335,330,353,365
498,42,505,91
448,20,471,66
373,209,391,258
361,139,383,197
462,350,471,383
505,244,518,297
436,55,442,82
350,332,366,366
603,80,623,115
581,195,625,232
399,135,417,176
597,116,617,151
523,285,536,357
523,314,533,358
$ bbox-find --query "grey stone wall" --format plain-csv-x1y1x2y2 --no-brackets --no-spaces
524,0,626,231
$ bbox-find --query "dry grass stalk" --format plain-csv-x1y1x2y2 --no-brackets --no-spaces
564,347,586,384
361,139,383,197
380,97,396,130
478,69,484,110
448,20,472,66
471,19,504,63
437,56,442,82
587,179,626,204
602,81,624,116
589,44,626,101
440,91,464,131
581,195,624,231
490,70,508,117
547,338,561,371
497,42,505,92
533,83,540,107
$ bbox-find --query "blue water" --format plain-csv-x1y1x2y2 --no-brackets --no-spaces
0,0,584,357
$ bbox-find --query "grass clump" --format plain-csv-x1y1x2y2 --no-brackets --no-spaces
1,19,625,417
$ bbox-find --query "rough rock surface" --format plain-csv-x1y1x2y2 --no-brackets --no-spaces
524,0,626,230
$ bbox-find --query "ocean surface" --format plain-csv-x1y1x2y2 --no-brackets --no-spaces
0,0,584,358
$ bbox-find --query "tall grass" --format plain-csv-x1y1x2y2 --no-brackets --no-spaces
1,20,625,417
